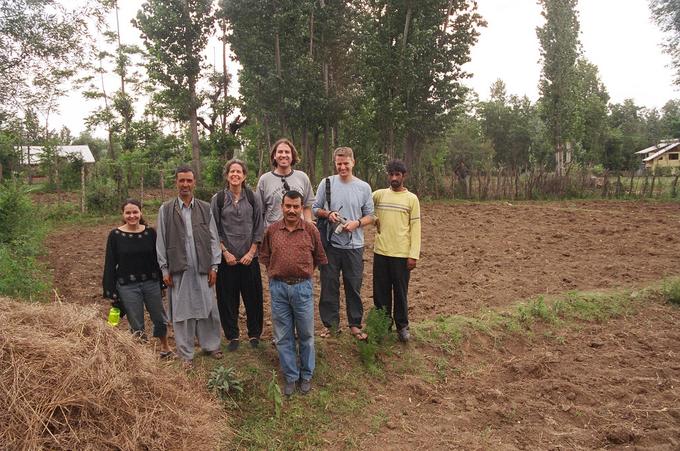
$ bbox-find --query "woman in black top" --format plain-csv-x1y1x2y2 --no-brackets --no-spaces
102,199,171,357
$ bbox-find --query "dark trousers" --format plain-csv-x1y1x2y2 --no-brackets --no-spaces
216,257,264,340
372,253,410,330
319,246,364,329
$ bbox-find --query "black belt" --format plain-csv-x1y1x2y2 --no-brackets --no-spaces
278,277,307,285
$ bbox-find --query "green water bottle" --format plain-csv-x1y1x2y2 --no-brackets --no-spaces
107,306,121,327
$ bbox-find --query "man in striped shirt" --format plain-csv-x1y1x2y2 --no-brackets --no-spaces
372,159,421,342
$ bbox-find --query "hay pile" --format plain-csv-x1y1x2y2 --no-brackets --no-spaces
0,297,225,450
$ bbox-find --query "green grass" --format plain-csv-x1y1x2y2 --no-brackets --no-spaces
199,337,373,450
661,278,680,306
412,289,643,354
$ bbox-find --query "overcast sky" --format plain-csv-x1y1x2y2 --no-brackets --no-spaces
465,0,677,105
54,0,678,137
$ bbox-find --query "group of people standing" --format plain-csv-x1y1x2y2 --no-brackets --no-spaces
102,138,421,396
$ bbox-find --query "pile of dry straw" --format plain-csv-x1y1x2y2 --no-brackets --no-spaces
0,297,226,450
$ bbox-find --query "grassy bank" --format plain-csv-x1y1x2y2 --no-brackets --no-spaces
194,280,679,449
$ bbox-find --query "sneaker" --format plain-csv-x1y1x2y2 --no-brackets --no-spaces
283,381,296,397
227,339,240,352
249,337,260,348
300,379,312,395
397,328,410,343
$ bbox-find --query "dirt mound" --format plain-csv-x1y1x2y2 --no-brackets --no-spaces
0,297,225,450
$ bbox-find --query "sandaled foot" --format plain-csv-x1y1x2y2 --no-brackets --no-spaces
350,327,368,341
319,327,332,338
209,349,224,359
159,350,174,359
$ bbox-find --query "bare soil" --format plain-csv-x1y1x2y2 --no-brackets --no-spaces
42,200,680,449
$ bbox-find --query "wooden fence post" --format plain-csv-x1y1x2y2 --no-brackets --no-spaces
160,170,165,200
80,165,85,213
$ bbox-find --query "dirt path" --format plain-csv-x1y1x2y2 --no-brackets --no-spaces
43,200,680,449
358,299,680,450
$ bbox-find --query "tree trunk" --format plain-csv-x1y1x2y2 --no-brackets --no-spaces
402,4,412,51
628,171,635,196
160,169,165,200
188,78,201,183
309,9,314,56
403,132,417,173
221,20,229,133
309,132,319,184
274,32,288,134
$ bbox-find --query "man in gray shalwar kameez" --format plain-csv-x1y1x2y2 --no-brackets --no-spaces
157,166,223,367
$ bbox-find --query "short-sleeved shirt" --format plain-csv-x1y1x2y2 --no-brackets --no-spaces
259,219,327,280
256,169,315,228
312,175,374,249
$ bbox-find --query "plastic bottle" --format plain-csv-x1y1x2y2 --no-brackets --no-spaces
107,306,121,327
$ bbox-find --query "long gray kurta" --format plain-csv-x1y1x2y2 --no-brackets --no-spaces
156,197,222,322
156,197,222,360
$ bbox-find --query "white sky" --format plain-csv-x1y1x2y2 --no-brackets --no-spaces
465,0,677,105
53,0,678,137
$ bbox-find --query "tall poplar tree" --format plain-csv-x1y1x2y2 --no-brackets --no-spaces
356,0,484,173
135,0,215,182
537,0,581,175
650,0,680,84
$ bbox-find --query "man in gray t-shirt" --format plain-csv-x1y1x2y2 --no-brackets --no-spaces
312,147,374,340
256,138,314,228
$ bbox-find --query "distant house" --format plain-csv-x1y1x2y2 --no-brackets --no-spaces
635,139,680,171
18,145,96,166
16,145,96,183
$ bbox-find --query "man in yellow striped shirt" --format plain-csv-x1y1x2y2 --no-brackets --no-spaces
372,159,421,342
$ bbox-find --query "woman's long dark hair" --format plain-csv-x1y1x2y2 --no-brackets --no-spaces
120,198,147,226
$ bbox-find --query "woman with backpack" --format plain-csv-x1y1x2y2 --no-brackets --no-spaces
210,159,264,351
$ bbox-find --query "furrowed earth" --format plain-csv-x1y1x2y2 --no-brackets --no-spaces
43,198,680,449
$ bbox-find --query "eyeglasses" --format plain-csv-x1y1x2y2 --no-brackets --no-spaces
281,177,290,193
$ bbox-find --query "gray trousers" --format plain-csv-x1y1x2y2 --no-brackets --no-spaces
116,280,168,338
173,302,222,361
319,246,364,329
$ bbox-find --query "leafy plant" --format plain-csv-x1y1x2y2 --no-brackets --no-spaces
266,369,283,418
0,182,49,301
357,307,392,372
85,177,122,213
207,365,243,401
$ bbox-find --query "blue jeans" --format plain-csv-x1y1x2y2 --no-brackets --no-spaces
269,278,315,383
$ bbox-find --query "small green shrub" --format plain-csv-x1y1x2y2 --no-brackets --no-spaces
357,307,392,371
0,182,34,244
266,370,283,417
662,279,680,306
86,178,122,213
0,182,49,300
207,366,243,401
